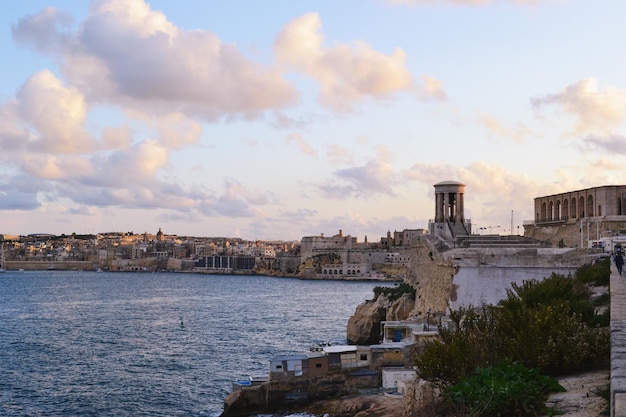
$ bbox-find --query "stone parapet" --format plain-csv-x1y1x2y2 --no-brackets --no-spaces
611,263,626,417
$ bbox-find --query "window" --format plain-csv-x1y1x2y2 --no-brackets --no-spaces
360,354,368,361
315,363,322,368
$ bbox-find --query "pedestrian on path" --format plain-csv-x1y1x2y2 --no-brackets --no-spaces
616,252,624,274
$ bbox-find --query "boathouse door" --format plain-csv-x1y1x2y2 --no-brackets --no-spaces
393,329,402,342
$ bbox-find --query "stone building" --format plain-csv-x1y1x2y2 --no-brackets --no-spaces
300,230,356,262
534,185,626,221
526,185,626,247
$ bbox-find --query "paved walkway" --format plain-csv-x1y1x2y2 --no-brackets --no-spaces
611,263,626,417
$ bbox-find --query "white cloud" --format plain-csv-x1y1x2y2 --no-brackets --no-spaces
199,179,271,218
275,13,415,112
532,78,626,136
385,0,559,6
477,112,534,143
402,161,541,227
321,145,396,198
285,133,317,157
326,144,353,166
125,110,202,149
16,70,94,154
12,0,298,120
420,75,448,100
11,6,73,53
582,134,626,155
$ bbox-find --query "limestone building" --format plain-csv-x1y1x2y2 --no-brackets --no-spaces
533,185,626,221
526,185,626,247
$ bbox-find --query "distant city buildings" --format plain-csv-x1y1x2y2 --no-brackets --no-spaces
5,183,625,274
0,225,421,279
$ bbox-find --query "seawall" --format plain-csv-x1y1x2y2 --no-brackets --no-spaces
5,261,98,270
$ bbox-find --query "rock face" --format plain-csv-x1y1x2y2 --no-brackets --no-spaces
346,293,416,345
402,379,436,417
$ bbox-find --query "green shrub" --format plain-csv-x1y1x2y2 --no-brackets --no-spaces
575,258,610,286
501,273,595,325
495,302,609,375
415,272,610,383
373,282,415,301
441,360,565,417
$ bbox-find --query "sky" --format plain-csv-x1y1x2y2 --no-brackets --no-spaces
0,0,625,241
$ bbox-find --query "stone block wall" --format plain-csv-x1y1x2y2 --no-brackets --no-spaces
406,237,455,317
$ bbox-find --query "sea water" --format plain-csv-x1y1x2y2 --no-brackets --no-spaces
0,271,387,416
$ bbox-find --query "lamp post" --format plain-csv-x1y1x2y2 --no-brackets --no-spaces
487,225,500,234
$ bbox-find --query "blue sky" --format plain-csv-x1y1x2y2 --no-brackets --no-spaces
1,0,625,240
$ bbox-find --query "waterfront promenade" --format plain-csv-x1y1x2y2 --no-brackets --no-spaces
611,262,626,417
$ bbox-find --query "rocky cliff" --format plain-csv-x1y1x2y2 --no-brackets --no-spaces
346,292,416,345
345,236,455,345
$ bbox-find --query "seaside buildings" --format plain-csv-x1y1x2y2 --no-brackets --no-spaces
2,183,625,278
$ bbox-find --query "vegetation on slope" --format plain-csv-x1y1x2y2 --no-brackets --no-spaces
414,258,610,416
372,282,415,302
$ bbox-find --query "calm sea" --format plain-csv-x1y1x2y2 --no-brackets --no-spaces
0,271,387,417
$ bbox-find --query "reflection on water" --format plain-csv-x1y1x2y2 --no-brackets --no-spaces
0,271,385,416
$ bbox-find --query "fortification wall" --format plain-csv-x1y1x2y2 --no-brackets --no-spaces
525,218,626,248
407,237,590,316
406,237,455,317
449,264,579,310
5,261,97,270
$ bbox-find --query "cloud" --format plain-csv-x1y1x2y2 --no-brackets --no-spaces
16,70,94,154
125,110,202,149
419,75,448,100
12,0,298,120
199,179,271,218
275,13,415,112
67,206,96,216
477,112,534,143
320,145,396,198
285,133,317,156
11,6,73,53
532,78,626,135
326,144,353,166
582,134,626,155
0,187,41,210
385,0,558,6
402,161,542,228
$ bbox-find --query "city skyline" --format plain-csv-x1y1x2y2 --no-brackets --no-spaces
1,0,625,240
